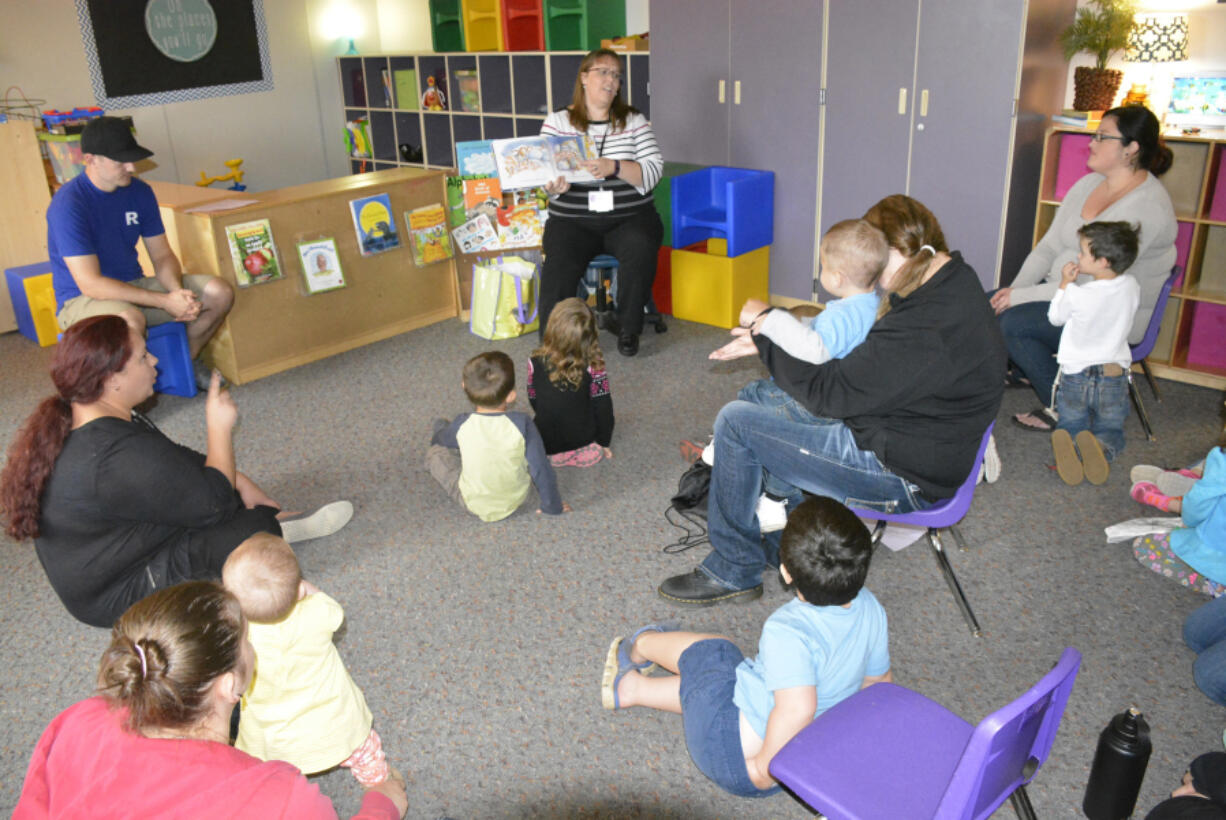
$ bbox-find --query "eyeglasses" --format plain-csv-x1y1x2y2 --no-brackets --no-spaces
1091,132,1126,143
586,67,623,82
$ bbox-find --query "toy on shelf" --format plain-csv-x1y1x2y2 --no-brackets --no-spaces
196,158,247,191
422,76,446,111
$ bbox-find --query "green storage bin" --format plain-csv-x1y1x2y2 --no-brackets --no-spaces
430,0,466,52
544,0,624,51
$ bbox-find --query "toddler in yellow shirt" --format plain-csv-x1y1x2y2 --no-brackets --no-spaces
222,532,389,785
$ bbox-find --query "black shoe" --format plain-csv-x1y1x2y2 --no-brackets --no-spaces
596,311,621,335
658,569,763,606
617,332,639,357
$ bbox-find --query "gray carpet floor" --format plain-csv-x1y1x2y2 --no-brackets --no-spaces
1,315,1224,819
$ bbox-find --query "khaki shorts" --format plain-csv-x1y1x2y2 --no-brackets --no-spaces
57,274,218,331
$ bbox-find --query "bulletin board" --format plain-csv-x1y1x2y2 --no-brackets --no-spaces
75,0,273,108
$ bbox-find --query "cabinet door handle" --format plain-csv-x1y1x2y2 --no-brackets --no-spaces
719,79,726,104
898,88,907,115
920,89,929,117
734,80,741,105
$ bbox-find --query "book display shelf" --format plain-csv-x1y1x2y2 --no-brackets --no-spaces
1035,126,1226,389
337,51,649,175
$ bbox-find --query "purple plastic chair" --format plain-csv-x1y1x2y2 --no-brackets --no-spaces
849,422,994,637
1128,266,1181,442
769,647,1082,820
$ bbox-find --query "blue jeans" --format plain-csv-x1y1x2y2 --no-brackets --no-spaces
700,400,930,591
1055,365,1128,461
736,378,822,426
678,638,780,798
998,300,1062,407
1184,595,1226,707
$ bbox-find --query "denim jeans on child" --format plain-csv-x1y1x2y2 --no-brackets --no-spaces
1054,364,1128,461
700,400,930,592
1184,595,1226,708
678,638,780,798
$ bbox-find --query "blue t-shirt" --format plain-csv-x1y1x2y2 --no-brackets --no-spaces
811,291,880,359
733,588,890,739
46,173,165,310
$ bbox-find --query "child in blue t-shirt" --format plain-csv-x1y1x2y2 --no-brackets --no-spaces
600,496,891,797
704,219,888,530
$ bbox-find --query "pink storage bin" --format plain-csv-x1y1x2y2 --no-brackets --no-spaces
1208,147,1226,222
1185,301,1226,370
1175,221,1193,287
1054,134,1093,200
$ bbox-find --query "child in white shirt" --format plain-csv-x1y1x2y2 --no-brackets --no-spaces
1048,220,1140,485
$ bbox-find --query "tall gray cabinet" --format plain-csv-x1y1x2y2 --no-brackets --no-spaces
650,0,1075,299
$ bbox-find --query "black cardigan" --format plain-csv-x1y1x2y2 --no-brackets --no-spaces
757,252,1006,500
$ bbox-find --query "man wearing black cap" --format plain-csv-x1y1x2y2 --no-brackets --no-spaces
47,115,233,387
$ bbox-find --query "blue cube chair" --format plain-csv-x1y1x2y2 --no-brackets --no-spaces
145,322,198,398
671,167,774,258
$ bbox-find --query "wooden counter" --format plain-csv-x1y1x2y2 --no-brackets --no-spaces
151,168,458,384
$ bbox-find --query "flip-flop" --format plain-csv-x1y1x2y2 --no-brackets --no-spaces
1051,429,1083,485
1076,431,1110,485
618,623,678,677
1013,407,1057,433
602,637,632,710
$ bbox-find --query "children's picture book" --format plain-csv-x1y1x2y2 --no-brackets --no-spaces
497,203,544,249
455,140,497,178
379,67,393,108
225,219,283,287
492,135,597,190
348,193,402,256
406,204,455,266
452,213,499,254
296,237,347,294
393,69,418,110
345,118,371,158
455,69,480,112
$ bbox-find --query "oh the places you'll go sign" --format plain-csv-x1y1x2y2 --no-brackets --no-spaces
76,0,273,107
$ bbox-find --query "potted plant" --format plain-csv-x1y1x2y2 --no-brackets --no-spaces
1061,0,1137,111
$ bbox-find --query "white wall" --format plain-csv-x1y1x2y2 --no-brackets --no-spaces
0,0,645,192
1062,0,1226,114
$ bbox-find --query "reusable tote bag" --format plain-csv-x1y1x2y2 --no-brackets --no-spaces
469,255,540,340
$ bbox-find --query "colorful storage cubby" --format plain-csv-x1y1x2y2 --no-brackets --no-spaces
670,239,769,329
462,0,504,51
145,321,198,398
5,262,58,346
502,0,544,50
543,0,625,51
429,0,466,52
671,167,774,259
652,245,672,315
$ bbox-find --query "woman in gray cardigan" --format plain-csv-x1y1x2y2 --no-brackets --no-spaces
992,105,1176,431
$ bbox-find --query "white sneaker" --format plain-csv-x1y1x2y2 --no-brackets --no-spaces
979,434,1001,484
701,442,715,466
757,494,789,533
280,501,354,544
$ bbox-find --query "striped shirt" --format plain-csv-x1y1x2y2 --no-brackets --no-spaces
540,109,663,218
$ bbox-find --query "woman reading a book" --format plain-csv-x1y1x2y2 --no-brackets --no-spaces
0,316,351,628
538,48,664,358
992,105,1177,432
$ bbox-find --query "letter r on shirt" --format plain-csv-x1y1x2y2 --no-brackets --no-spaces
126,211,139,226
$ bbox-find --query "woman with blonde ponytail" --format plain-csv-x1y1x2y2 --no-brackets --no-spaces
660,195,1007,606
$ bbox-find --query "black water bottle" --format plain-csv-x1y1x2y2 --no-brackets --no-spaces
1083,706,1152,819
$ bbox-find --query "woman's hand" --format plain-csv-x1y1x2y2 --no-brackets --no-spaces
710,327,760,361
738,298,771,328
204,371,237,433
989,287,1012,315
580,157,616,179
542,175,570,196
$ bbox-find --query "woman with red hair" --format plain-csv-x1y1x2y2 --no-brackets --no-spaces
1,316,299,627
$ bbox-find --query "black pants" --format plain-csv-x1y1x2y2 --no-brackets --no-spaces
540,207,663,338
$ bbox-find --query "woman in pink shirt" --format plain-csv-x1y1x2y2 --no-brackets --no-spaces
15,581,407,819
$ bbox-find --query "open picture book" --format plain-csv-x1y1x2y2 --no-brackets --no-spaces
491,135,597,190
